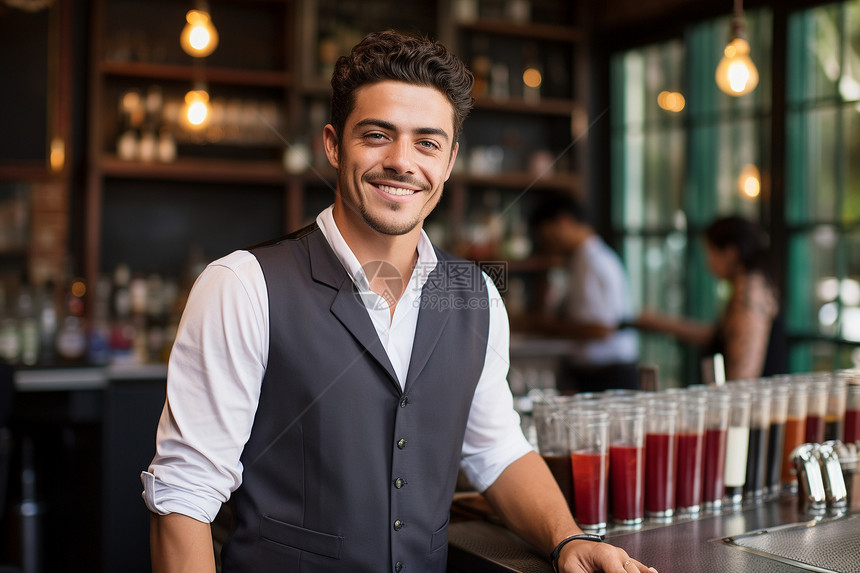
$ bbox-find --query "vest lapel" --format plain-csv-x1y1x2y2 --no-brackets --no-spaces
404,266,452,390
307,229,400,389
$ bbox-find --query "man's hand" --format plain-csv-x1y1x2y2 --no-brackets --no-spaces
556,539,658,573
483,452,658,573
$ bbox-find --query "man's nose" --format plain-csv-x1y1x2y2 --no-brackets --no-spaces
382,138,415,174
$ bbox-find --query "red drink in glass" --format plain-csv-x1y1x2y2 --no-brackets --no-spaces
701,427,727,506
846,408,860,443
610,444,644,523
645,432,675,516
571,450,608,528
675,432,703,510
805,414,825,443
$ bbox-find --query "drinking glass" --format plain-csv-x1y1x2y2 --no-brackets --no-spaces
567,408,610,532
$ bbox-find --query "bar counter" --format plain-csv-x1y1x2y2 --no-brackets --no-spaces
447,492,860,572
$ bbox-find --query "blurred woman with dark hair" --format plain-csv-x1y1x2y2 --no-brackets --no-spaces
636,215,787,381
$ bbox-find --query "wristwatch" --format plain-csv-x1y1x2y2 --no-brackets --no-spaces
549,533,605,572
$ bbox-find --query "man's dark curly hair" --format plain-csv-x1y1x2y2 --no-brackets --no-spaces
330,30,474,146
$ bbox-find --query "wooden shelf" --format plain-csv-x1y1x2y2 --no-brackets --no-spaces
451,171,579,192
299,80,333,98
0,164,55,182
472,95,579,116
457,19,582,44
100,60,290,88
98,154,288,184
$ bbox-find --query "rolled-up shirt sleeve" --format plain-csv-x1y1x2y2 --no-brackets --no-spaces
460,274,534,492
141,251,268,523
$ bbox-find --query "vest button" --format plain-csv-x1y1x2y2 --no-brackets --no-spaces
393,519,404,531
395,562,403,572
400,396,409,408
394,477,406,489
397,438,407,449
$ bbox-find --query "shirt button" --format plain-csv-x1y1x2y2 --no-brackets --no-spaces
393,519,404,531
400,396,409,408
394,477,406,489
397,438,407,449
395,562,403,572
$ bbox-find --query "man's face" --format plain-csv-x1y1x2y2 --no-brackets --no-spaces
323,80,459,238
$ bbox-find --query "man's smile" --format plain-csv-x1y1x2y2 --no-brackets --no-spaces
377,183,418,197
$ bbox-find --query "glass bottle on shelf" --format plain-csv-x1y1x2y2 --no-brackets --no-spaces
17,284,39,366
471,35,492,98
37,281,57,365
55,278,88,364
87,276,112,366
109,263,135,364
0,284,21,365
117,89,144,161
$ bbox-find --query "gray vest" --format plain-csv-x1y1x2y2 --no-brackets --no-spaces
219,224,490,572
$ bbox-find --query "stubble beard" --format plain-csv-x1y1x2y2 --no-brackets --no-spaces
358,200,424,236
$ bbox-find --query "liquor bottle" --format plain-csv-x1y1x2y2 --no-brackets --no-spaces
16,285,39,366
37,281,57,365
55,278,88,364
109,264,135,364
0,284,21,364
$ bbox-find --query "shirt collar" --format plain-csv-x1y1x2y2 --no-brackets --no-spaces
315,205,438,301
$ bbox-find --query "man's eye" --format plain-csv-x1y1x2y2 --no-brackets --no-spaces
418,140,440,150
365,133,387,141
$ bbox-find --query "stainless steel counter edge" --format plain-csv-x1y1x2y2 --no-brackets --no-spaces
14,364,168,391
448,497,859,573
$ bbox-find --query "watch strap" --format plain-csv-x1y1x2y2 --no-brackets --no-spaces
549,533,605,572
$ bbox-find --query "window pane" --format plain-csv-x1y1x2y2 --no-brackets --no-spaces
623,235,686,386
786,228,839,335
846,105,860,222
786,106,840,223
843,230,860,341
611,43,685,232
787,5,842,104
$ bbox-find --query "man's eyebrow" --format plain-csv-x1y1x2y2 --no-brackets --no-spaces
353,118,450,142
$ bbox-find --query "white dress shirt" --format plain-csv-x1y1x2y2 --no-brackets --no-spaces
142,206,532,523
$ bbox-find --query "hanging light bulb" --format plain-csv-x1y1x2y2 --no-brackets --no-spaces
183,88,210,128
180,3,219,58
715,0,759,97
737,163,761,199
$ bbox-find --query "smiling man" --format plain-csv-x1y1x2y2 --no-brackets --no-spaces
142,30,657,573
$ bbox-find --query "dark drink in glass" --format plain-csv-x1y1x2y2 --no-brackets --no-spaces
743,425,768,499
765,421,785,495
543,454,573,511
824,416,843,443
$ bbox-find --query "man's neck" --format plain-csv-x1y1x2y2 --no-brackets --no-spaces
332,204,421,312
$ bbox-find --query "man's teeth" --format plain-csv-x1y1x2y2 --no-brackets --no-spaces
379,184,416,196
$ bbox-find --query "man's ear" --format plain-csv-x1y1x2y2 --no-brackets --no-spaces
322,124,340,169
